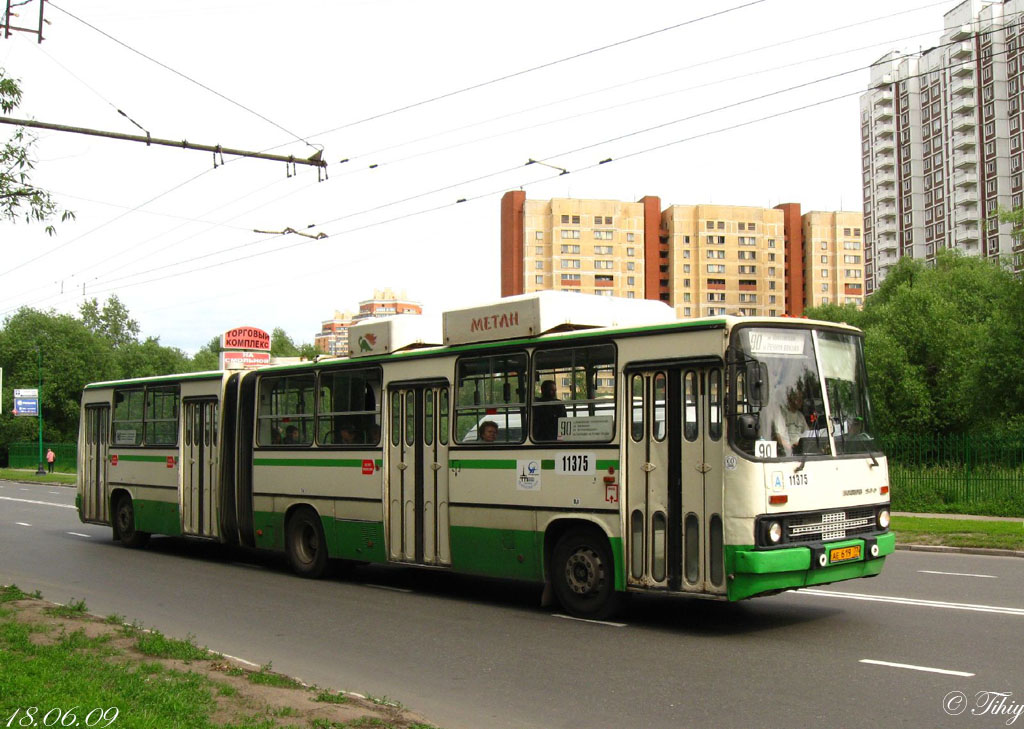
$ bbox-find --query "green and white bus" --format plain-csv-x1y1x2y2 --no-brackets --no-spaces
77,292,893,618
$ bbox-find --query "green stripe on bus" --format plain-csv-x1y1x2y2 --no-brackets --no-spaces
449,459,518,470
254,458,383,468
112,454,171,463
452,459,619,471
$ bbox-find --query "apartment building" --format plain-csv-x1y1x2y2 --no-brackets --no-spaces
314,288,422,355
501,194,656,300
501,192,861,318
861,0,1024,293
314,310,356,356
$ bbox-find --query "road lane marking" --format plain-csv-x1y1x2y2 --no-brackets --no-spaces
918,570,997,578
364,584,413,593
0,495,76,510
16,522,32,527
860,659,974,677
798,588,1024,616
552,614,627,627
221,653,260,668
67,532,91,538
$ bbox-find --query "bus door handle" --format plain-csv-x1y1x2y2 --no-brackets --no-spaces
431,463,442,471
397,463,408,471
642,463,656,472
695,463,711,474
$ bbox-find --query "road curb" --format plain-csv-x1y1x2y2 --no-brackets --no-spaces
896,544,1024,558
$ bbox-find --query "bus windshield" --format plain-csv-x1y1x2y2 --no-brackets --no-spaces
732,326,878,459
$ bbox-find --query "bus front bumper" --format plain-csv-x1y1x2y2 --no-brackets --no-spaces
726,531,895,601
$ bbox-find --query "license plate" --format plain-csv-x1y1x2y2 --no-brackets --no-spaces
829,545,861,563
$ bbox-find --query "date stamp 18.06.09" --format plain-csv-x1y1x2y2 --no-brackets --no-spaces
5,707,119,728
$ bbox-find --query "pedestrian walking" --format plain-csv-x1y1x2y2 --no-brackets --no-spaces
46,448,55,474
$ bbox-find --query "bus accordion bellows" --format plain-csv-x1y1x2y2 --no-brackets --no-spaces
76,292,893,619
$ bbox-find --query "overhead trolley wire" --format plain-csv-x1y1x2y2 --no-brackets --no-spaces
344,0,950,165
275,0,770,146
2,10,1010,314
47,1,316,150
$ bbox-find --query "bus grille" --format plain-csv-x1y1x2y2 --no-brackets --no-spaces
786,507,877,543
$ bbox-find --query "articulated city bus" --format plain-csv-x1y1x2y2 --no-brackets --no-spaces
77,292,893,618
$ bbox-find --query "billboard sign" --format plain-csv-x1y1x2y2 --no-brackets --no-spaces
13,388,39,417
221,327,271,351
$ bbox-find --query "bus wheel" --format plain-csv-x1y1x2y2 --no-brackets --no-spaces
286,508,329,579
552,529,621,620
114,495,150,549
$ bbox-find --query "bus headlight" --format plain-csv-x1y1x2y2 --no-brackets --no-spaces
877,508,890,530
768,521,783,544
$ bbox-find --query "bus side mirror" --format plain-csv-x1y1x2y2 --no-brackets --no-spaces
737,413,759,441
746,362,768,407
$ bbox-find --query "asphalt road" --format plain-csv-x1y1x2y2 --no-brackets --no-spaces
2,479,1023,729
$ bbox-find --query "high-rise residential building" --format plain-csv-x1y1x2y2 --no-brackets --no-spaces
501,194,656,300
314,289,423,355
500,192,863,318
861,0,1024,293
353,288,423,321
314,310,355,356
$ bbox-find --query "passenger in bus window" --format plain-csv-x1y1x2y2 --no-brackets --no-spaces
532,379,567,441
338,425,357,444
284,425,300,444
479,420,498,443
271,427,282,444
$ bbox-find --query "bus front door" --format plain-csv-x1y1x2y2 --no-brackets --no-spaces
625,365,725,595
680,366,726,595
386,382,450,566
81,404,110,523
182,398,220,538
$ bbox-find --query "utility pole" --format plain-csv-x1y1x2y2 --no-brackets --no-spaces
2,0,45,43
34,346,44,475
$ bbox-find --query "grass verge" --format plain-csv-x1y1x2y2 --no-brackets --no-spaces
0,585,439,729
892,516,1024,551
0,468,76,485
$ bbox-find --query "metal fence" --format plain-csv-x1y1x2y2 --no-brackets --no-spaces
6,442,78,471
881,434,1024,510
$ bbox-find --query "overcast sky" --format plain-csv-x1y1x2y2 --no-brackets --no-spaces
0,0,950,352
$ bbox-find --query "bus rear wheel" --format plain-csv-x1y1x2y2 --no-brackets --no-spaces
551,529,621,620
286,508,329,579
114,494,150,548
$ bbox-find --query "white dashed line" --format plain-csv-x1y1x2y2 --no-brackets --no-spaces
860,659,975,677
918,570,997,578
552,614,627,627
15,522,32,527
0,495,76,509
798,588,1024,616
67,532,91,538
365,584,413,593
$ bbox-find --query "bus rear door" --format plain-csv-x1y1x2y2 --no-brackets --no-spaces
81,404,110,523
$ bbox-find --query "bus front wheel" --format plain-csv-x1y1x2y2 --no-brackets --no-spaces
114,495,150,549
551,529,621,620
286,508,329,579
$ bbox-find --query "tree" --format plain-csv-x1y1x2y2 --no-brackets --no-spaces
79,295,140,349
190,336,222,372
270,327,299,357
0,307,116,443
1,68,74,236
806,251,1024,438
